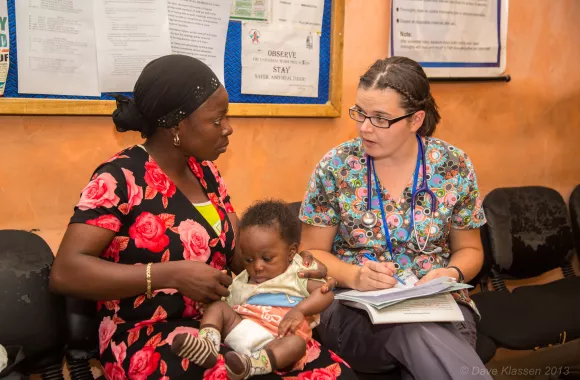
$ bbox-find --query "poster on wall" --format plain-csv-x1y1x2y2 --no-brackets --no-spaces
390,0,508,77
0,0,9,96
241,23,320,97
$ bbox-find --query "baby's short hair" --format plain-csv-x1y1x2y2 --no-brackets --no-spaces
239,199,301,245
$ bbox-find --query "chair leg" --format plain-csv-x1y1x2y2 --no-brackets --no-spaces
39,362,64,380
68,358,94,380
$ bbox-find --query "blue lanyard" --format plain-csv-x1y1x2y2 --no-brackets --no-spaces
369,142,422,260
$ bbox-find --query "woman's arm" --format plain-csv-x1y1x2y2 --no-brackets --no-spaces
447,227,484,283
51,224,178,300
299,224,358,288
299,224,396,290
227,212,245,275
415,227,484,285
50,224,231,302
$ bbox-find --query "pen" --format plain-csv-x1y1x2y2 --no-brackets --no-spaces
363,253,406,286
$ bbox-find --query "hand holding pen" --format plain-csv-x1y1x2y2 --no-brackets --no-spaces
363,253,406,286
353,253,406,291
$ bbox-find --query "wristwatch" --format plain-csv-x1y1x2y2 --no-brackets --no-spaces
447,266,464,283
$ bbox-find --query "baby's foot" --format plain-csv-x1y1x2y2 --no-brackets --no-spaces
225,351,251,380
171,333,218,368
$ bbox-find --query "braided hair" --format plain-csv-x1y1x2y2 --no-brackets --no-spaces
359,57,441,136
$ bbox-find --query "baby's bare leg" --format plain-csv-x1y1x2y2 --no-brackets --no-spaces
172,301,242,368
265,335,307,370
225,335,306,379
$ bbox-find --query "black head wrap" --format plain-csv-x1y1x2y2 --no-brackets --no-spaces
112,54,221,138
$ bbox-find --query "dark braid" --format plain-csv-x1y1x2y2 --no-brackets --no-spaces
359,57,441,136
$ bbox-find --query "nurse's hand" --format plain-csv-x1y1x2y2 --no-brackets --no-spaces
354,261,397,291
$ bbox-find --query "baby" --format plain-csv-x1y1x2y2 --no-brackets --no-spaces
171,199,334,379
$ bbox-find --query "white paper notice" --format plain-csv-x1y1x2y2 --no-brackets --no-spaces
272,0,324,32
390,0,508,77
94,0,172,92
242,23,319,97
0,0,9,96
15,0,100,96
168,0,231,85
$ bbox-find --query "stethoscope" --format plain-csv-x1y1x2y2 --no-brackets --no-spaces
361,134,438,260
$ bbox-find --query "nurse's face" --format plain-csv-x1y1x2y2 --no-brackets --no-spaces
353,87,425,160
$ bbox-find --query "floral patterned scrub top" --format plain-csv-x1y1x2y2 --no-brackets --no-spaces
299,137,487,314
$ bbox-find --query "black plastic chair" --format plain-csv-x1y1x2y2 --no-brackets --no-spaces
65,297,103,380
0,230,66,380
569,185,580,259
471,186,580,350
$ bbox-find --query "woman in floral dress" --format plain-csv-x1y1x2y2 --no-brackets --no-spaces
49,55,356,380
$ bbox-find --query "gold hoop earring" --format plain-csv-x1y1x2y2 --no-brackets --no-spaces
173,133,181,147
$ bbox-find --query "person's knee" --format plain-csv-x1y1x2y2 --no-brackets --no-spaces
288,335,307,354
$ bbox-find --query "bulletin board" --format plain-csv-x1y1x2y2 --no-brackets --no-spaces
0,0,344,117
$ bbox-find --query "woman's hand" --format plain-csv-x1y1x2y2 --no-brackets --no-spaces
415,267,459,286
354,261,397,291
278,309,306,337
297,250,337,293
170,261,232,303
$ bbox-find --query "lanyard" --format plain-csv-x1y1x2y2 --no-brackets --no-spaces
369,142,422,259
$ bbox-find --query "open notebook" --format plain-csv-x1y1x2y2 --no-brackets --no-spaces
335,276,473,324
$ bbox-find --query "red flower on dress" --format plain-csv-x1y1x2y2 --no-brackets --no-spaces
305,339,321,363
178,219,211,262
209,252,227,270
203,355,227,380
329,350,351,368
128,346,161,380
188,158,207,188
99,316,117,355
129,212,169,253
102,236,130,262
118,168,144,214
182,296,201,319
77,172,120,211
296,364,341,380
87,215,122,232
111,341,127,364
144,159,176,208
104,362,127,380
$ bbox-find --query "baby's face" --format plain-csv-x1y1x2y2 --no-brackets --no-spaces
238,225,296,284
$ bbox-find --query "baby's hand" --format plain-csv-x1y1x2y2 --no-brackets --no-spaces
278,309,305,337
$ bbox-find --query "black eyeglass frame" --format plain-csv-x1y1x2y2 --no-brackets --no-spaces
349,106,417,129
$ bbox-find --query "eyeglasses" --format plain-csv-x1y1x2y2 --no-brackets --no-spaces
349,106,416,129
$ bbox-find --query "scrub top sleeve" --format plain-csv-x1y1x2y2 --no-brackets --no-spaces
299,161,341,227
451,154,487,229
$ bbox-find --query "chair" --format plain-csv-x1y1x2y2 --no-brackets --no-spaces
65,297,103,380
0,230,66,380
471,186,580,350
569,185,580,258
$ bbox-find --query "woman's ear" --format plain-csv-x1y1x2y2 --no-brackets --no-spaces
288,243,299,261
410,110,426,133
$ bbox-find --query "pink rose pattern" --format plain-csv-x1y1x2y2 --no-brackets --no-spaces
99,317,117,355
87,215,122,232
71,147,353,380
178,219,211,262
77,172,120,211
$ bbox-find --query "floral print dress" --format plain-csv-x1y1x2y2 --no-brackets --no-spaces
70,146,355,380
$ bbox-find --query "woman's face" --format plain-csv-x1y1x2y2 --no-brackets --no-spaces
177,86,232,161
354,87,424,160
